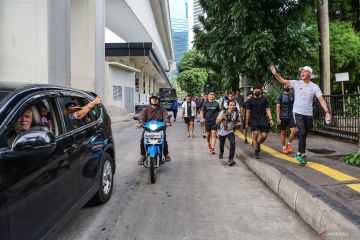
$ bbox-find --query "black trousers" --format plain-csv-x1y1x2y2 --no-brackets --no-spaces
219,132,236,160
294,113,313,154
172,110,178,119
140,131,169,156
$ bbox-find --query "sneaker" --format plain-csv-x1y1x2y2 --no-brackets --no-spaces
165,154,171,162
190,134,194,138
228,159,235,166
255,150,260,159
282,147,289,154
187,132,191,137
244,139,248,144
295,153,306,166
138,156,145,165
219,153,223,159
211,148,215,155
302,155,308,164
286,143,293,153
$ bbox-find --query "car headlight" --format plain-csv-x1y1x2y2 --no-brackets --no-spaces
149,124,158,131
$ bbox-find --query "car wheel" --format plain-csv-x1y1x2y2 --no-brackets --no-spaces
92,153,114,204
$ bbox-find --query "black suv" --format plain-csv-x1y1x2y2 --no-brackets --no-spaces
0,83,116,240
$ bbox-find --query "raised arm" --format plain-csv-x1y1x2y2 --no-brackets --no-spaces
270,65,291,86
76,96,101,119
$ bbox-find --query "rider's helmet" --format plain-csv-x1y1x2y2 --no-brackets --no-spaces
149,93,161,106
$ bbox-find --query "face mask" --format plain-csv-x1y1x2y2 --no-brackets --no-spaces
254,92,261,97
284,88,290,93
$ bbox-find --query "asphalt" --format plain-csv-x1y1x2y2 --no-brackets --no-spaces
54,117,320,240
225,125,360,240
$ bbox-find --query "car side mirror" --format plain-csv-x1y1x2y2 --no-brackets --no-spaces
133,115,139,121
12,131,56,157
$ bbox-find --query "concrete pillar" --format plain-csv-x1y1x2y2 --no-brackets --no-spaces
150,77,154,93
48,0,71,86
0,0,70,85
70,0,105,96
145,74,150,94
139,69,144,94
153,79,158,93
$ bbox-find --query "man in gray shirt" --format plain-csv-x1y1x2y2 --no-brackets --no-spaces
270,65,332,165
216,100,241,165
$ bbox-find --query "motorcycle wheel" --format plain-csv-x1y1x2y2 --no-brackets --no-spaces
150,156,156,183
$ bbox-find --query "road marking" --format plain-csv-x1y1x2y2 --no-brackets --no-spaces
234,131,359,192
347,184,360,192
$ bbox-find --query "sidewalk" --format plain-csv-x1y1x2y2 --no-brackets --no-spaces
228,130,360,239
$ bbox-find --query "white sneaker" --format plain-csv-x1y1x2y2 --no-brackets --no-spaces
187,132,191,137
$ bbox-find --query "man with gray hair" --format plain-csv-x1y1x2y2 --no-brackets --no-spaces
270,65,332,166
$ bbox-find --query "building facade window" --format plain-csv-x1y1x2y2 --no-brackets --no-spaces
113,85,122,101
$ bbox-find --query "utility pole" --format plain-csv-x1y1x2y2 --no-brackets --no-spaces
317,0,331,95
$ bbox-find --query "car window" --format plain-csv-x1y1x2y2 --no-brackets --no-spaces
6,98,60,147
58,96,94,131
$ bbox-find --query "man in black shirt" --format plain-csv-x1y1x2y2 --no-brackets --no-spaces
199,93,208,138
245,86,274,159
276,86,296,154
200,91,220,154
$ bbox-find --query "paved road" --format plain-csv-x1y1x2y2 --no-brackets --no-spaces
54,120,319,240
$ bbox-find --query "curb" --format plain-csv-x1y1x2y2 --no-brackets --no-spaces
226,142,360,239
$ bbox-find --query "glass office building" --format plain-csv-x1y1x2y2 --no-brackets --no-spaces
169,0,189,69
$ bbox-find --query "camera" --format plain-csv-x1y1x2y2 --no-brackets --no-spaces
225,112,232,120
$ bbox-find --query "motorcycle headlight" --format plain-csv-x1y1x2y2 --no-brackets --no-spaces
149,123,158,131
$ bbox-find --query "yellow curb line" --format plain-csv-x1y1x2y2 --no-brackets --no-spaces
347,184,360,192
234,131,359,192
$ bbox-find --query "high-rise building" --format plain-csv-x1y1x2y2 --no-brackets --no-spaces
188,0,204,48
169,0,189,68
193,0,204,28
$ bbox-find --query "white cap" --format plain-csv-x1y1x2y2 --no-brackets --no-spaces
301,66,313,74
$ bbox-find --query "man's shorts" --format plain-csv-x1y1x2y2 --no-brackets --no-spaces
278,117,296,131
184,116,195,124
205,121,218,132
250,124,270,133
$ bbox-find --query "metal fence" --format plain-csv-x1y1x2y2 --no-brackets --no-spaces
312,94,360,143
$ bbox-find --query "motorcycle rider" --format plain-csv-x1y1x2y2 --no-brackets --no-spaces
136,93,172,165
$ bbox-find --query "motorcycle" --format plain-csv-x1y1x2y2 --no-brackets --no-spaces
134,116,171,183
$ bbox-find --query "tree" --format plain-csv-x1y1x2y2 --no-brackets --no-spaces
330,21,360,93
194,0,318,87
177,68,208,96
177,49,206,73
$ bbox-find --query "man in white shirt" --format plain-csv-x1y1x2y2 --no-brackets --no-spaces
181,94,197,138
270,65,332,165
